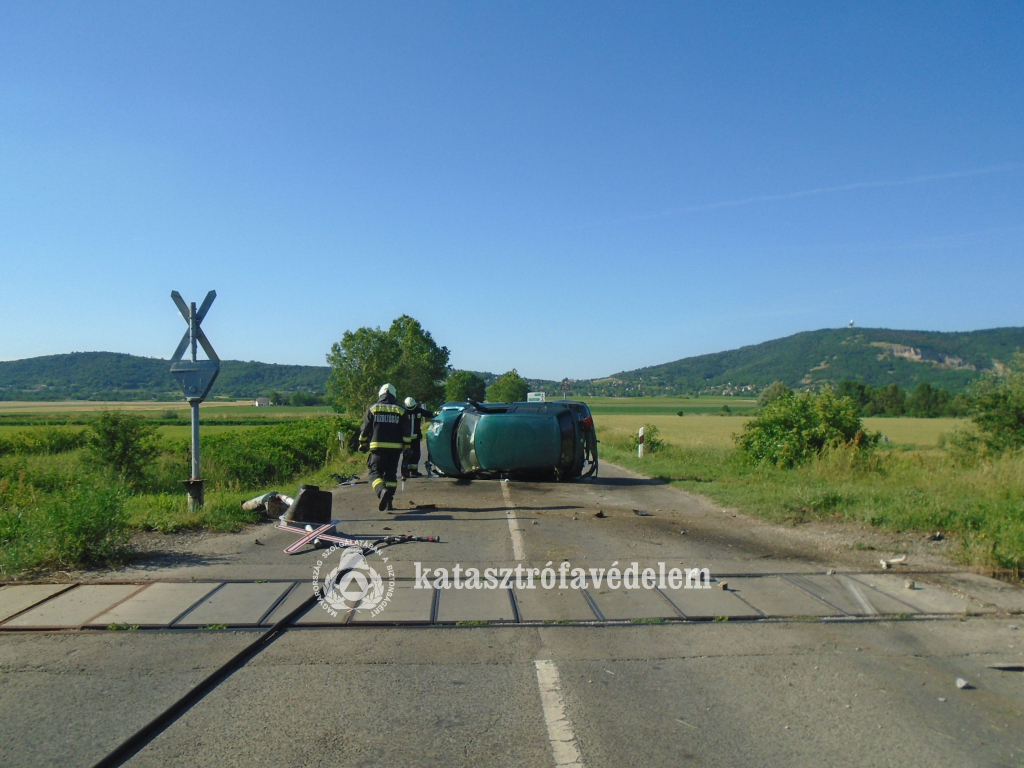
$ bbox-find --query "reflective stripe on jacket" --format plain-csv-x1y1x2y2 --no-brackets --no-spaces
359,396,412,451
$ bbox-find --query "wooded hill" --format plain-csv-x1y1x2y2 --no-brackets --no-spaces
4,326,1021,401
0,352,330,401
587,327,1024,396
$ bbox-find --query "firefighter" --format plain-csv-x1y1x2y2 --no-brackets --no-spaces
358,383,411,511
402,396,434,478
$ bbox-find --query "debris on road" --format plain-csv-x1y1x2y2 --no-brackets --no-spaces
633,509,652,516
594,510,606,518
254,539,263,546
880,555,907,569
826,569,837,575
904,580,916,590
719,581,729,591
924,531,945,541
956,678,972,689
241,491,293,516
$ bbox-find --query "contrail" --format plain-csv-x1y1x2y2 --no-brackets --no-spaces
622,162,1024,221
679,163,1024,213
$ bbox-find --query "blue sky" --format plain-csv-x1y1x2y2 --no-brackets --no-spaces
2,2,1022,380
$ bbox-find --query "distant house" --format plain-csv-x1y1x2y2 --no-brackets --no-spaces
254,397,271,407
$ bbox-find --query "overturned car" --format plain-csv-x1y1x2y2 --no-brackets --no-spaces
425,400,598,480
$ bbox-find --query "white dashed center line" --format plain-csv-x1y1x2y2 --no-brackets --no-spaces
501,479,525,561
534,659,584,767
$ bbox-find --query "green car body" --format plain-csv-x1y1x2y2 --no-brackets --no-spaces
426,400,599,480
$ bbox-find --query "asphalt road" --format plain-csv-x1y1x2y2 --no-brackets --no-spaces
2,461,1023,767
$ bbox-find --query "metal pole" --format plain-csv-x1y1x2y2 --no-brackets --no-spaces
191,400,200,481
187,301,202,509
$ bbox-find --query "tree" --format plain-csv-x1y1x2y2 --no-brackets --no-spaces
388,315,450,407
905,382,950,418
290,391,323,406
863,383,906,417
486,369,528,403
836,380,870,412
758,381,792,407
970,352,1024,452
325,316,449,413
326,326,402,414
269,391,284,405
445,370,487,402
84,410,160,488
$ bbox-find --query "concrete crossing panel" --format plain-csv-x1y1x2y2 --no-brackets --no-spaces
295,598,352,625
849,574,981,615
88,582,220,627
351,582,434,624
436,587,515,623
175,582,292,627
4,585,143,628
783,575,911,616
0,584,73,624
659,584,762,619
587,586,679,620
728,577,842,617
514,587,596,622
919,573,1024,613
261,583,312,625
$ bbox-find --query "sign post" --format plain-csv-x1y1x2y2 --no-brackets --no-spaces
169,290,220,510
560,378,571,400
638,426,645,459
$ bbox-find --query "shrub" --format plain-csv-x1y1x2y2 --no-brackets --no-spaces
736,389,876,467
630,424,666,453
0,427,87,457
84,411,160,488
970,352,1024,453
0,474,129,574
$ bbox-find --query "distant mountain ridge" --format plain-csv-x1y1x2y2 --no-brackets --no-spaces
591,327,1024,396
3,326,1022,401
0,352,329,401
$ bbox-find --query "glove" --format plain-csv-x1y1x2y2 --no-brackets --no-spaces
358,444,369,453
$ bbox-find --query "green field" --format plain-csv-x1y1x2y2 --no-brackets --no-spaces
581,395,758,416
594,412,962,449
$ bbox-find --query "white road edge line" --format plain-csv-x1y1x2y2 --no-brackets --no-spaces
534,659,584,768
502,480,525,561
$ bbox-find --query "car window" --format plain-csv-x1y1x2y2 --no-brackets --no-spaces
456,412,482,472
557,411,575,468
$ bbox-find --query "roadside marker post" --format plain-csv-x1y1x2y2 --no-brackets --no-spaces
169,290,220,510
638,426,645,459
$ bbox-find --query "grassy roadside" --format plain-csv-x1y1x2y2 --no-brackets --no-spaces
0,416,364,577
598,430,1024,577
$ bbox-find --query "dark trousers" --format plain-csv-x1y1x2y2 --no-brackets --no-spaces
367,449,401,499
402,440,422,476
